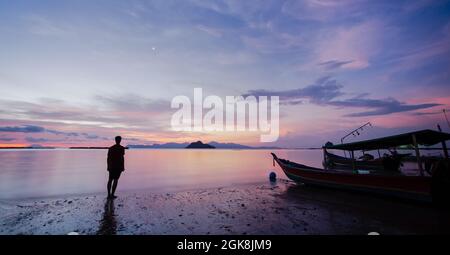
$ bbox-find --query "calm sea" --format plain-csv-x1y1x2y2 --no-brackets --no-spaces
0,149,323,200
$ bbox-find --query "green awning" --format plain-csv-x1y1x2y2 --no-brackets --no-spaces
324,129,450,151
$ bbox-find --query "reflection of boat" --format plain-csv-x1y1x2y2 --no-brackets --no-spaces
271,129,450,203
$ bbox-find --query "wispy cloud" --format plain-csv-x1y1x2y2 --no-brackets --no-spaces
331,98,441,117
318,60,354,70
315,20,383,70
383,23,450,74
196,24,223,37
25,137,58,143
244,76,343,104
244,76,441,117
413,109,450,116
0,94,172,131
0,124,108,140
0,137,16,141
281,0,369,22
0,125,45,133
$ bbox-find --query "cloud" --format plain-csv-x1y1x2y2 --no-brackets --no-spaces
0,95,171,131
81,133,108,140
0,124,108,141
330,98,441,117
383,23,450,74
25,137,53,143
24,15,75,37
241,33,304,54
281,0,368,22
95,94,170,114
196,25,223,37
412,109,450,116
314,20,382,70
243,76,441,117
243,76,343,104
46,130,79,136
0,125,45,133
402,0,440,13
0,137,16,141
318,60,354,70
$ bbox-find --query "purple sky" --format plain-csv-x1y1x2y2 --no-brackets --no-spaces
0,0,449,148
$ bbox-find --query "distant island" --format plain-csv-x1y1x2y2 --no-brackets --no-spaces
0,142,282,150
185,141,215,149
127,141,281,149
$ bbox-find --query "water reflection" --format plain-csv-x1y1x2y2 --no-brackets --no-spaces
97,199,117,235
0,149,323,199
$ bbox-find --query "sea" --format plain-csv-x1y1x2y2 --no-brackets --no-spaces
0,149,324,200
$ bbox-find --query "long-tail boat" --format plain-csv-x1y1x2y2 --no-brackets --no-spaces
271,129,450,203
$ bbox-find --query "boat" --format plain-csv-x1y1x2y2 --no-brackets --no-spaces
323,150,385,171
271,129,450,203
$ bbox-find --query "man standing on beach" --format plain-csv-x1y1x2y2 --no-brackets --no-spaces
107,136,125,199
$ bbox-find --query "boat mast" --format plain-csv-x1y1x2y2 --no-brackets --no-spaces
444,109,450,130
412,134,424,176
437,124,449,159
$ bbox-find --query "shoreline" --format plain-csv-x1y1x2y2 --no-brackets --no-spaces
1,179,449,235
0,180,268,204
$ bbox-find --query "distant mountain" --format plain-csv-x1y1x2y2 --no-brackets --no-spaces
128,143,189,149
128,141,281,149
208,141,252,149
185,141,215,149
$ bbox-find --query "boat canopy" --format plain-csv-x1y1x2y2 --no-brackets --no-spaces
324,129,450,151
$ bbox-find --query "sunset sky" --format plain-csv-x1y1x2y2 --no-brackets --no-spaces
1,0,450,148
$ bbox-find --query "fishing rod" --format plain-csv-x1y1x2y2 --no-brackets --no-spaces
340,122,372,157
341,122,372,144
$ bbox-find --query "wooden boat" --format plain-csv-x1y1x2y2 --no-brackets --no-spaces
271,129,450,203
323,150,385,171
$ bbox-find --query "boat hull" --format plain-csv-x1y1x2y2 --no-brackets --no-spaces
272,153,433,202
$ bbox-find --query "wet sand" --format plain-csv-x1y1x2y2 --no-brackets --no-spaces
1,179,449,235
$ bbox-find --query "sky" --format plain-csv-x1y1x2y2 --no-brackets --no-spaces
0,0,450,148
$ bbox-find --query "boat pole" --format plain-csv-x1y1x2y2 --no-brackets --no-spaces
437,124,449,159
444,109,450,130
412,134,424,176
351,150,356,172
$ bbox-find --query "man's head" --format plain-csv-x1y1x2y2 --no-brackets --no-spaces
115,136,122,144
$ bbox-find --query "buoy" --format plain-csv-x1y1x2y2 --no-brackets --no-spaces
67,232,79,235
269,172,276,181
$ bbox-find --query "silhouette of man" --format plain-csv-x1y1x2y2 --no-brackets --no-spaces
107,136,125,199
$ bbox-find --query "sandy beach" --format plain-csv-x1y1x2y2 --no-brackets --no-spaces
1,179,449,235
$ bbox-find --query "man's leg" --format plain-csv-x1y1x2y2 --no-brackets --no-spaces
111,178,119,198
107,177,113,198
